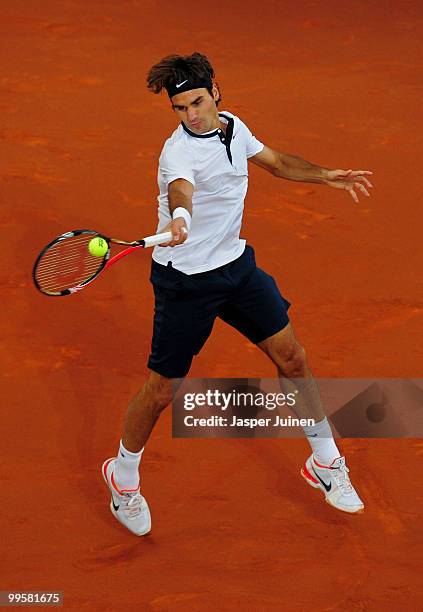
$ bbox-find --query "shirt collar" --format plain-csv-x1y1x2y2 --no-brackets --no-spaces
181,113,233,139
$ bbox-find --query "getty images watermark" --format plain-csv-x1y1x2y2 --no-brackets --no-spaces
172,378,423,438
182,388,315,429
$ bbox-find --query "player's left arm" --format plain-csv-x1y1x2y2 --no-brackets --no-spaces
250,145,373,203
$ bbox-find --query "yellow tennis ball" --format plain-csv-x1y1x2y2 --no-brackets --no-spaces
88,236,108,257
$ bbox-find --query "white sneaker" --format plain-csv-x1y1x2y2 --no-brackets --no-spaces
301,455,364,514
102,458,151,536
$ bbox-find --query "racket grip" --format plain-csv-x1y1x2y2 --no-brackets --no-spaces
143,231,173,248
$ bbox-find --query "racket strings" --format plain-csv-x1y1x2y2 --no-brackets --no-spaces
35,234,106,293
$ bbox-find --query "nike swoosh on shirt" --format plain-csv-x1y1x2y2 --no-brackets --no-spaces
312,467,332,492
112,500,120,511
176,80,188,88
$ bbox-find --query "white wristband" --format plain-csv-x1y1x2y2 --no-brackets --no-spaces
172,207,191,231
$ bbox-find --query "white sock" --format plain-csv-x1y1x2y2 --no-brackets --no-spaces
113,440,143,492
302,417,340,465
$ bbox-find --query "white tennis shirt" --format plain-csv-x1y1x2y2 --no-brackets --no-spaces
152,111,264,274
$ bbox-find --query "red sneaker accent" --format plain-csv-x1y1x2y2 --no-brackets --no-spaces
111,467,139,494
302,463,319,484
110,471,124,495
103,458,140,494
102,458,115,480
313,457,338,469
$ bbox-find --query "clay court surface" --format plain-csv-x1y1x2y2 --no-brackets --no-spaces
2,1,423,609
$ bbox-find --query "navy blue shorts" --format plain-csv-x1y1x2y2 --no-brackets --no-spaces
147,245,291,378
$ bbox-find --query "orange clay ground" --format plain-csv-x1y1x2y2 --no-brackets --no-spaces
1,1,422,610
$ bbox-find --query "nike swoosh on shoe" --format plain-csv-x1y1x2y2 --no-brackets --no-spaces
312,467,332,492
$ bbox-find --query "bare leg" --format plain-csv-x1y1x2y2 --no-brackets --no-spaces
258,323,325,421
122,370,174,452
103,371,173,535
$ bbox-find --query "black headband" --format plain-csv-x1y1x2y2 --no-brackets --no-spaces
167,77,213,99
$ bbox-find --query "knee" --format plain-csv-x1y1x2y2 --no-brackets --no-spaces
276,343,307,378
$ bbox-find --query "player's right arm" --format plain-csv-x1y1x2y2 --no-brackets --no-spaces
159,178,194,247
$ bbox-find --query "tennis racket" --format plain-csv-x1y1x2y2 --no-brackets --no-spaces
33,229,172,297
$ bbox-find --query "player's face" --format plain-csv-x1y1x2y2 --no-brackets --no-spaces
171,86,220,134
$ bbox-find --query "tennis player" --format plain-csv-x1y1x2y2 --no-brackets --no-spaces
102,52,373,535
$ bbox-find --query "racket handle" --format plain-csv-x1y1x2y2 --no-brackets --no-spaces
143,231,173,248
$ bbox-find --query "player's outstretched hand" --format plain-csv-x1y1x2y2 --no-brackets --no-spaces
324,169,373,203
158,217,189,247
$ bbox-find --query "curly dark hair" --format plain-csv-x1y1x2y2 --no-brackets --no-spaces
146,52,221,105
